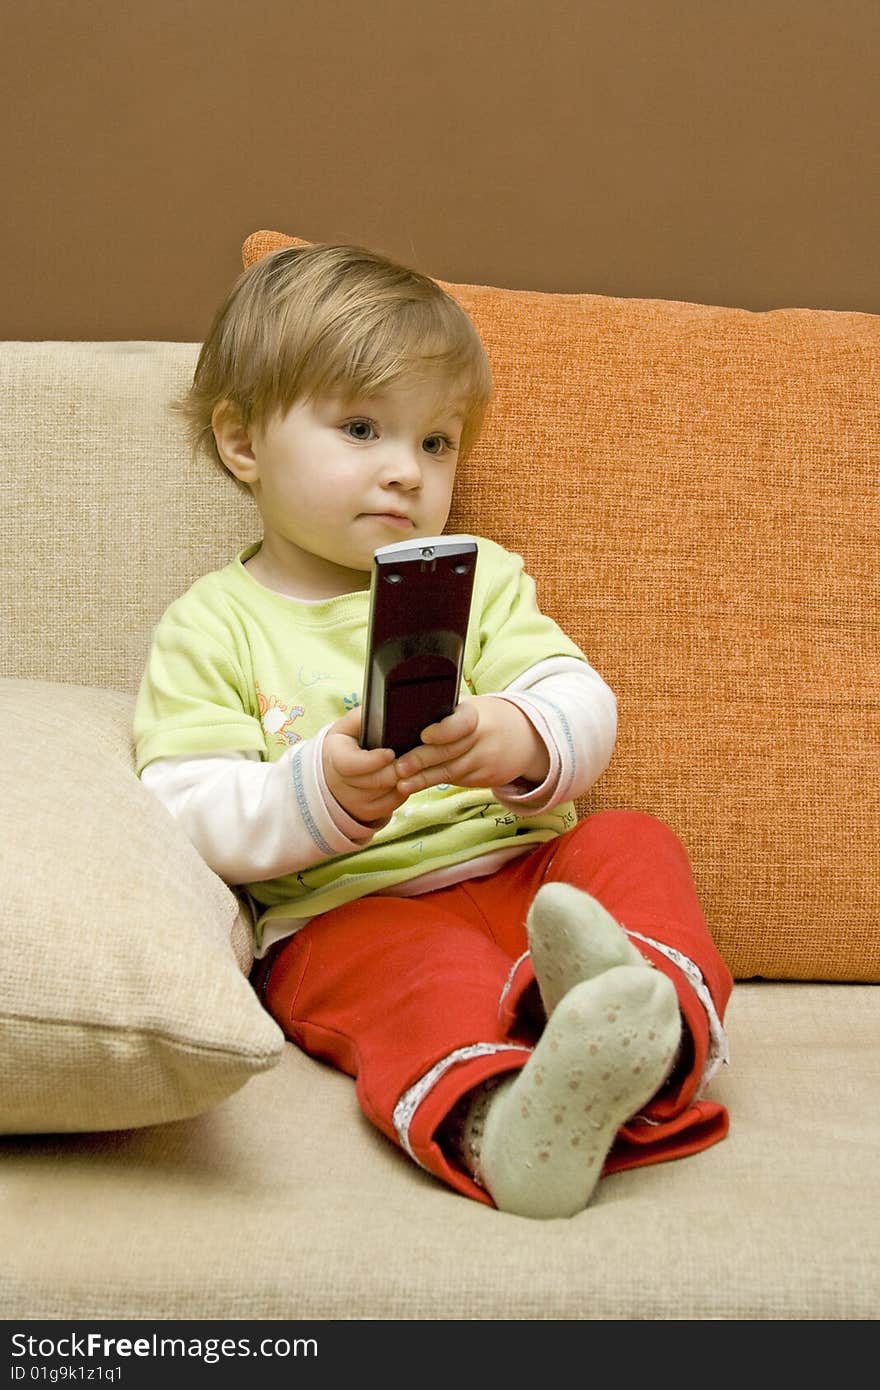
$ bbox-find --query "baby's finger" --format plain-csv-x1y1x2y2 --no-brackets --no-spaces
351,760,401,790
329,705,364,738
330,739,396,779
419,700,479,745
395,732,474,781
395,761,455,796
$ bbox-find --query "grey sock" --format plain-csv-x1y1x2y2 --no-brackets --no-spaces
527,880,650,1016
462,966,682,1219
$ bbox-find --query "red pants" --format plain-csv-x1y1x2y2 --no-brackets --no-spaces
262,810,733,1206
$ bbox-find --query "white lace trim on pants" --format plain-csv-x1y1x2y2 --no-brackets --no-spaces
392,1042,525,1168
498,950,529,1014
393,932,728,1159
624,927,730,1095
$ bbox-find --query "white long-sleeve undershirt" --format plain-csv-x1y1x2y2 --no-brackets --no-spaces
140,656,617,888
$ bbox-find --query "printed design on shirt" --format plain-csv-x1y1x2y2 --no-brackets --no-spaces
298,665,334,688
255,682,306,750
342,692,361,711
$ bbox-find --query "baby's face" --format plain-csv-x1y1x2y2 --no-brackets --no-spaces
245,379,465,595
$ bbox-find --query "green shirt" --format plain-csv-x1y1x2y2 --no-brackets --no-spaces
134,536,587,933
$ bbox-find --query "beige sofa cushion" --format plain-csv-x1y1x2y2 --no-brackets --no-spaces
0,679,284,1133
1,982,876,1320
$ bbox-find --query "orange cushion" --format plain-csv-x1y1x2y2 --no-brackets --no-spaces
242,231,880,983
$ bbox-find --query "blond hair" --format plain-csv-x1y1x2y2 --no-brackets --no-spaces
176,243,493,480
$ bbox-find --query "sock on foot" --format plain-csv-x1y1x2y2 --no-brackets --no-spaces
527,880,650,1016
455,966,682,1219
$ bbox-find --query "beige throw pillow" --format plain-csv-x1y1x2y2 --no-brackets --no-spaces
0,678,284,1133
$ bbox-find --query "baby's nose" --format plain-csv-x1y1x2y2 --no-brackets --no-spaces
382,444,423,486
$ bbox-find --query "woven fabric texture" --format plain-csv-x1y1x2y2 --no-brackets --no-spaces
0,680,283,1134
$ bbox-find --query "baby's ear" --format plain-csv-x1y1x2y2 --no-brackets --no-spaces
212,400,259,484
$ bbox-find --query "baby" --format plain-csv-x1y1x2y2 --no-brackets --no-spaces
134,242,732,1217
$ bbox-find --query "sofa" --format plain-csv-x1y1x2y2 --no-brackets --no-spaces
1,230,877,1324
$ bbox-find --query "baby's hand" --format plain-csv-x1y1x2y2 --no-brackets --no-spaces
323,707,407,825
394,697,549,796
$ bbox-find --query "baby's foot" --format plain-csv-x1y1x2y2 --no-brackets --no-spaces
527,880,650,1016
469,965,682,1218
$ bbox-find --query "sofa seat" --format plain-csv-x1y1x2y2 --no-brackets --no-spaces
2,982,876,1321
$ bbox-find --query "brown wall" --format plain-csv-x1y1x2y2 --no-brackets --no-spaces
4,0,879,340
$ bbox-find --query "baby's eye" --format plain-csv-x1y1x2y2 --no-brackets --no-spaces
342,420,377,442
422,434,455,456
